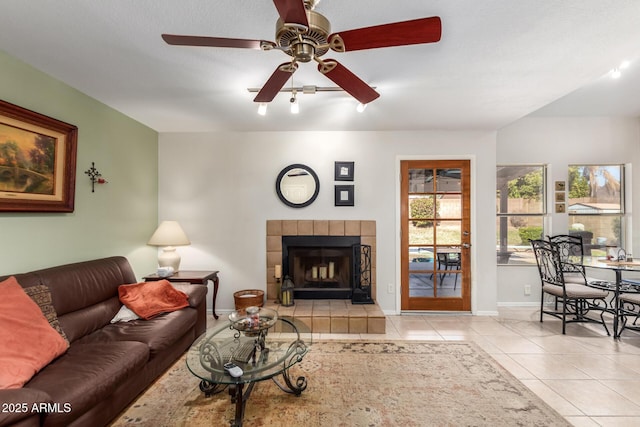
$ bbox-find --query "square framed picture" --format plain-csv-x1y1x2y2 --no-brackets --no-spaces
334,161,354,181
555,203,566,213
555,181,566,192
334,185,354,206
555,192,566,202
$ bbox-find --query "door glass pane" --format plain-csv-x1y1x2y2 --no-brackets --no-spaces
409,246,434,270
409,169,434,193
436,169,461,193
438,194,461,219
435,220,461,245
409,224,434,245
409,195,437,220
409,273,434,297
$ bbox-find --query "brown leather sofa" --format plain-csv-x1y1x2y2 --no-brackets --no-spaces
0,256,207,427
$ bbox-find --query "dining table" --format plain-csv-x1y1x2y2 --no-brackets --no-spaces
567,255,640,338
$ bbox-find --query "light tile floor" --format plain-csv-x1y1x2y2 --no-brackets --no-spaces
387,308,640,427
212,307,640,426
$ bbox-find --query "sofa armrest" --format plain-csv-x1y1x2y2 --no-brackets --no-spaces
0,388,51,427
171,283,207,308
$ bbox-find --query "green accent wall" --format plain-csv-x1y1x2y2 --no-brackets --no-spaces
0,50,158,278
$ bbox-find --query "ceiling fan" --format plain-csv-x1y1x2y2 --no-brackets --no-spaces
162,0,441,105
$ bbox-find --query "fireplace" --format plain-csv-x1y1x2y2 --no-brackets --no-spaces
283,236,358,299
266,220,377,302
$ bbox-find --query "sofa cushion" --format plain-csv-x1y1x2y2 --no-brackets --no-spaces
118,280,189,320
23,284,69,343
56,297,122,344
0,277,69,390
24,341,149,427
76,308,197,358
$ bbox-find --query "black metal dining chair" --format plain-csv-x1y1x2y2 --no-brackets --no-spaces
547,234,591,284
618,278,640,336
435,252,460,290
531,239,610,335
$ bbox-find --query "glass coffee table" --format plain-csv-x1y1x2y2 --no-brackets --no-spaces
186,308,310,427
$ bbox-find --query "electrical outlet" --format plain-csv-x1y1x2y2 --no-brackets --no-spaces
387,283,394,294
524,284,531,296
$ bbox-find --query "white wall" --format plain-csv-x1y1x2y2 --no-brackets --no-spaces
496,116,640,305
159,130,497,315
0,51,159,277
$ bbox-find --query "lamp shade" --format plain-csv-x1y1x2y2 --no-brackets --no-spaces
147,221,190,247
147,221,190,272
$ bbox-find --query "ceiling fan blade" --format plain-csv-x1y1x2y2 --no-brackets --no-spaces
272,0,309,27
317,59,380,104
162,34,267,49
328,16,441,52
254,62,298,103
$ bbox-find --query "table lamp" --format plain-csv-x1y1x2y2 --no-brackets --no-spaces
147,221,191,272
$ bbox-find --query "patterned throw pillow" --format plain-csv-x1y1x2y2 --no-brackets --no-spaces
0,276,69,389
23,285,69,344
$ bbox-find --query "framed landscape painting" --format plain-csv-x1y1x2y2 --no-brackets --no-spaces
0,100,77,212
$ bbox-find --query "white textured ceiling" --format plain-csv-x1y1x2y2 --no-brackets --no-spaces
1,0,640,132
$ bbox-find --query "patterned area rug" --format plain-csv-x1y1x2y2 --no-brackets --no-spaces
109,341,569,427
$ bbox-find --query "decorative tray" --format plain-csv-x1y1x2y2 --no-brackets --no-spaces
229,307,278,333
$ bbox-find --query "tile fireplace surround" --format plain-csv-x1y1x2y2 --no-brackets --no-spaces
266,220,385,334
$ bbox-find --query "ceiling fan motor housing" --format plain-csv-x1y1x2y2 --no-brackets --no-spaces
276,10,330,62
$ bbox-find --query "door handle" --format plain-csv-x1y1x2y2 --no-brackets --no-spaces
463,231,470,236
462,243,471,249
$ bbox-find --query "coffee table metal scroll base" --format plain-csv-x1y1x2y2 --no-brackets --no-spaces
199,340,308,427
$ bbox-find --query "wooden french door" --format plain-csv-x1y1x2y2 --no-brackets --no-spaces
401,160,471,311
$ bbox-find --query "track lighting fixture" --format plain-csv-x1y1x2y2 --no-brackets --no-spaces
290,90,299,114
249,85,375,115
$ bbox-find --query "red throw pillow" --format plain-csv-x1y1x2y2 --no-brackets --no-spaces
118,280,189,320
0,276,70,389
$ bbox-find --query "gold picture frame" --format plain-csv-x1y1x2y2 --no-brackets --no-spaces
555,203,566,213
0,100,77,212
555,181,566,192
555,192,565,202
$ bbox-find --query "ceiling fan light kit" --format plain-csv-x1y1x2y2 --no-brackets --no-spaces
162,0,441,108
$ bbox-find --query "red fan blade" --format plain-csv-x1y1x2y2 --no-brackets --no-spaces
317,59,380,104
254,62,298,103
328,16,441,52
272,0,309,27
162,34,267,49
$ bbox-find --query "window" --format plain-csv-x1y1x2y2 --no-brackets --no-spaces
496,165,546,265
568,165,624,255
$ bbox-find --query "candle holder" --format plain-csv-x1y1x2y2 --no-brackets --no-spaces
274,264,282,283
280,276,295,307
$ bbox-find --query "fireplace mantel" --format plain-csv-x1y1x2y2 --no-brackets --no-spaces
266,220,376,301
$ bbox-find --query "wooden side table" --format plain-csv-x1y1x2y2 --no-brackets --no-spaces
143,270,220,319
